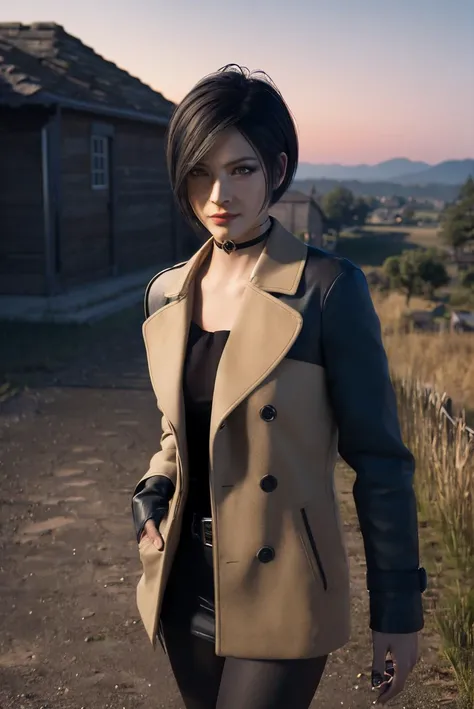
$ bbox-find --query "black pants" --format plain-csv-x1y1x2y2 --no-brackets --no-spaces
161,617,328,709
160,517,327,709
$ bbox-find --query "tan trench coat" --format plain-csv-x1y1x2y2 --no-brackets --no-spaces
134,220,353,660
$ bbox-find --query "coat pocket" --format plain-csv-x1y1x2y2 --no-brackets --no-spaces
300,508,328,591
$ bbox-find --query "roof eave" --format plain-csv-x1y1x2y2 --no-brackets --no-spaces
4,90,171,126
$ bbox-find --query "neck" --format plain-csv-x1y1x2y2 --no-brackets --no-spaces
208,217,271,276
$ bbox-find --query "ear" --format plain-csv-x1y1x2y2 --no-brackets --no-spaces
275,152,288,189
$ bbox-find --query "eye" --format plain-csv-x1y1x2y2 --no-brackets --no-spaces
233,165,256,176
189,167,207,177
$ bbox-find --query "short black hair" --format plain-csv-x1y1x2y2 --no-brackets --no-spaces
166,64,299,229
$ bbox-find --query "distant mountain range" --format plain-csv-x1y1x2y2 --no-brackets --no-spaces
295,158,474,185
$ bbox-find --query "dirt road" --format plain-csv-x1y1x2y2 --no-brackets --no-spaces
0,308,457,708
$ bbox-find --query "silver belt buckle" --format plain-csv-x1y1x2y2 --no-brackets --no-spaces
201,517,213,547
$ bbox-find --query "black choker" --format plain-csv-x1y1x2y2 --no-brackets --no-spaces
214,223,272,255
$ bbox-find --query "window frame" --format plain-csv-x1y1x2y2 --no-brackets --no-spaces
91,134,109,190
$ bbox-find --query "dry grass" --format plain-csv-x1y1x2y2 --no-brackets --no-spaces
394,379,474,707
373,291,474,417
395,381,474,564
369,287,474,706
339,230,474,704
374,287,474,706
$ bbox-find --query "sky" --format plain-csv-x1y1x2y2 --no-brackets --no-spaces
2,0,474,164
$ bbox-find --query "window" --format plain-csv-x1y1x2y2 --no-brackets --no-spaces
91,135,109,189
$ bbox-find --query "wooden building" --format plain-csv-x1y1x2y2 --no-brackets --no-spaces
0,22,196,296
269,189,325,247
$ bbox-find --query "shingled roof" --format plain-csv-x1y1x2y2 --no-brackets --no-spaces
0,22,174,125
279,190,313,203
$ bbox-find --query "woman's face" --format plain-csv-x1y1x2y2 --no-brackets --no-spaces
187,127,285,242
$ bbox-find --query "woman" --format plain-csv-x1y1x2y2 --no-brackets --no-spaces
131,65,426,709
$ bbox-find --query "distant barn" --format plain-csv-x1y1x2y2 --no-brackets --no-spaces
270,189,325,247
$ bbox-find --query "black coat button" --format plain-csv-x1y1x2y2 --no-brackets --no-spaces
260,405,277,422
257,546,275,563
260,475,278,493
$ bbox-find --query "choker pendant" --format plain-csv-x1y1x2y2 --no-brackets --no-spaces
213,222,273,255
222,240,237,254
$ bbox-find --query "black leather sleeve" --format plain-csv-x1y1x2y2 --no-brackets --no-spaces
321,265,424,634
131,475,175,543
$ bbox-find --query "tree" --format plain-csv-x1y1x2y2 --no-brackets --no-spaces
352,197,371,226
440,176,474,249
383,248,449,306
461,268,474,291
459,175,474,201
417,249,450,299
321,187,355,236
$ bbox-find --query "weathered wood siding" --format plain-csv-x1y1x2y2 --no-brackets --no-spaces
114,120,175,271
0,109,46,295
59,111,113,287
58,111,179,288
0,108,197,296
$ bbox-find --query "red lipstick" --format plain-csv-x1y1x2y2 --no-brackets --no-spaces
209,212,239,225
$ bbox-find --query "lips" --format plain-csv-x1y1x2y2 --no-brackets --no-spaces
209,213,238,223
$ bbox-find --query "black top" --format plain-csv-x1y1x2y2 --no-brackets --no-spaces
183,321,230,517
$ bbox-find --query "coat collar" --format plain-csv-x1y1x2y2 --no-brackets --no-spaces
163,218,307,299
143,218,307,458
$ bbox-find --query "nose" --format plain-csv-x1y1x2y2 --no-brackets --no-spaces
210,176,231,206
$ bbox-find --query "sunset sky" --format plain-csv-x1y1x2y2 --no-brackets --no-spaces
3,0,474,164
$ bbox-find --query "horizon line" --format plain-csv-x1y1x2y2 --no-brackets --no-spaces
298,157,474,167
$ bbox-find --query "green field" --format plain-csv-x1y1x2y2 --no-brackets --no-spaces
335,225,474,310
336,225,444,269
414,209,441,223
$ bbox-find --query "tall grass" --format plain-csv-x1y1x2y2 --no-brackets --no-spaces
373,292,474,706
393,381,474,708
437,590,474,709
394,380,474,566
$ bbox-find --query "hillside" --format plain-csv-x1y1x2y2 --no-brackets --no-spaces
296,158,474,186
395,159,474,185
292,178,461,201
296,158,429,182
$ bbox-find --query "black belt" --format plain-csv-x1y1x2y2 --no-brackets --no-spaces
191,513,213,547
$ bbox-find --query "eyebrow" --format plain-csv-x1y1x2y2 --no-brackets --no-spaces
197,156,259,168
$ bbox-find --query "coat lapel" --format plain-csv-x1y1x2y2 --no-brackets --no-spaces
210,221,307,443
142,238,213,456
142,219,308,458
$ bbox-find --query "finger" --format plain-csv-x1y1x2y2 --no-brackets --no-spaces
372,661,394,702
144,521,165,550
376,664,410,705
373,679,392,704
153,532,165,551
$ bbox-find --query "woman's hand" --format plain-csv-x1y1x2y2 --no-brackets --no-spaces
132,475,175,547
371,631,419,704
140,519,165,551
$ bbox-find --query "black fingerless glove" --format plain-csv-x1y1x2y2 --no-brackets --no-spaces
131,475,175,543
